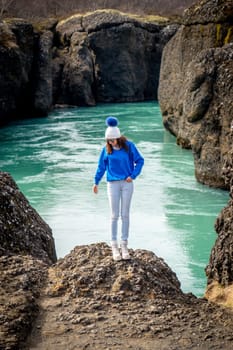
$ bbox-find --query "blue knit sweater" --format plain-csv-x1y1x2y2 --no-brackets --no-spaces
94,141,144,185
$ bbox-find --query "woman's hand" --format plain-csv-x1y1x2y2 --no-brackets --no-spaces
125,177,133,182
93,184,98,194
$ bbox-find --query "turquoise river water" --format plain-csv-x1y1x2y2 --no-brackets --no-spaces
0,101,229,297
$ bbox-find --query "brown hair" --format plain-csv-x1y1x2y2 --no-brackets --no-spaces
106,135,129,154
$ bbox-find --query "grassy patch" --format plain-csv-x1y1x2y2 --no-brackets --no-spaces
58,9,169,26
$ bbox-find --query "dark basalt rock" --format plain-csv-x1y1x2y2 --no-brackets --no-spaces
158,0,233,304
33,30,54,116
183,0,233,24
53,11,178,105
0,172,57,264
0,20,34,124
158,0,233,188
0,19,55,123
0,11,178,123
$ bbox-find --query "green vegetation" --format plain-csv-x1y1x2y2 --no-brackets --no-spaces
216,23,233,47
128,13,169,23
224,26,233,44
216,23,222,46
0,21,17,48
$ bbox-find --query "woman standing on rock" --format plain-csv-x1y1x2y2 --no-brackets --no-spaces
93,116,144,261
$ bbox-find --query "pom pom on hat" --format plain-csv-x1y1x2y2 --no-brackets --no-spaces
105,116,118,127
105,116,121,139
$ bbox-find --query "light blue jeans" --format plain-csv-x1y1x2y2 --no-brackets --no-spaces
107,180,134,241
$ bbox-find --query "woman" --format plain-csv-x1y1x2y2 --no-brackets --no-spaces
93,116,144,261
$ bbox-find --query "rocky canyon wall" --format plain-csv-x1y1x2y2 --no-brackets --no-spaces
158,0,233,189
158,0,233,305
0,11,178,125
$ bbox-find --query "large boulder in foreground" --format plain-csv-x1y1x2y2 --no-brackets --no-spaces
24,243,233,350
158,0,233,189
45,242,183,299
0,171,57,264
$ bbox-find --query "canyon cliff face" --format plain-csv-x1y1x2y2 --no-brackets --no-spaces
0,18,55,123
53,12,177,105
0,11,178,124
158,0,233,189
158,0,233,306
0,20,35,123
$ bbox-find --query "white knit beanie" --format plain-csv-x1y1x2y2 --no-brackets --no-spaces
105,116,121,139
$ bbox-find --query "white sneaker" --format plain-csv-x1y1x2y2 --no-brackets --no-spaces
111,241,121,261
121,240,130,260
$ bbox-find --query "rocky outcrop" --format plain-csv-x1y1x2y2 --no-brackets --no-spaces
44,243,184,299
0,255,48,350
53,18,96,107
1,171,233,349
0,20,34,124
2,240,233,350
24,243,233,350
158,0,233,305
0,171,57,349
0,19,57,124
0,11,178,124
158,0,233,189
33,30,54,116
53,11,178,105
0,172,57,263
